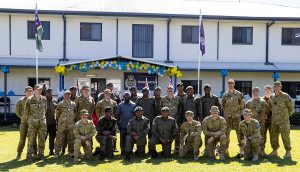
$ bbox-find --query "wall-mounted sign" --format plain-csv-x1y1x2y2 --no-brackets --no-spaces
124,73,158,90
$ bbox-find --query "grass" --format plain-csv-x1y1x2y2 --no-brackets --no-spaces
0,126,299,172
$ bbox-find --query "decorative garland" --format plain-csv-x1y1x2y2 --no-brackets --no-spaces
55,60,182,77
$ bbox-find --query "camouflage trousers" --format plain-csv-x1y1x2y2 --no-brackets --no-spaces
242,138,261,159
96,135,114,158
224,116,242,149
149,137,173,158
261,120,272,151
258,122,266,150
74,138,92,161
17,123,37,154
204,134,227,157
27,123,47,156
55,128,75,154
270,122,291,151
125,135,146,156
179,135,202,158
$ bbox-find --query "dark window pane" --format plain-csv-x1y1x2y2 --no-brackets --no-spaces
282,81,300,98
235,81,252,97
132,24,153,58
182,26,199,43
233,27,252,44
80,23,102,41
181,80,202,95
282,28,300,45
27,21,50,40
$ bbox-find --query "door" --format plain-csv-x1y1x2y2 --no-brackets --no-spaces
91,78,106,102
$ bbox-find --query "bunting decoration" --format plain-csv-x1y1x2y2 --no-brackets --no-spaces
55,60,182,77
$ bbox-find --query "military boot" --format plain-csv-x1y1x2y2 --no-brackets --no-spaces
125,153,130,161
283,151,291,159
252,153,259,161
15,152,21,160
99,151,105,160
220,154,225,161
268,150,278,156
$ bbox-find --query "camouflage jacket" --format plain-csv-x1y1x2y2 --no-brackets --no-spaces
24,96,47,126
15,96,29,123
74,119,96,140
245,98,267,125
75,95,95,121
95,99,117,118
222,89,244,118
55,100,77,130
239,118,261,140
202,115,226,137
269,92,294,124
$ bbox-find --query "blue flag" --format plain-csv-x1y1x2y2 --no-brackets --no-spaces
200,19,205,55
35,6,44,52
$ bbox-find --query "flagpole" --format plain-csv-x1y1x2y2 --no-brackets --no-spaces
197,9,202,96
36,48,39,84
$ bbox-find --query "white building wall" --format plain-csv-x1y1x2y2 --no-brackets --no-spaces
218,21,266,62
10,14,63,58
269,22,300,63
118,18,167,61
0,14,9,56
66,16,116,60
170,19,218,62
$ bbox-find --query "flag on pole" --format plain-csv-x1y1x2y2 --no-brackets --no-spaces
35,5,44,52
199,15,205,55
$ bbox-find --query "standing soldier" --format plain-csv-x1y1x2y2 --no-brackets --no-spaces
15,86,36,160
136,87,155,138
154,86,163,118
262,85,273,155
96,106,118,160
129,86,139,103
179,111,202,160
95,89,117,118
182,86,202,122
239,109,262,161
176,82,186,100
222,79,245,156
269,81,294,158
24,85,48,161
245,87,267,155
116,92,136,154
75,85,95,121
73,109,96,163
98,83,121,104
202,106,227,161
124,106,150,160
201,84,221,119
161,84,182,154
149,107,178,158
45,88,57,156
54,90,77,159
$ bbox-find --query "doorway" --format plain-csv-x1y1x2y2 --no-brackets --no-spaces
91,78,106,102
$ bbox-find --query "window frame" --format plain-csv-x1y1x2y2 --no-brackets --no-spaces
181,25,199,44
281,28,300,46
80,22,102,41
132,24,154,58
232,26,253,45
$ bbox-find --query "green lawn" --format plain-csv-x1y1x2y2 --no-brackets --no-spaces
0,126,299,172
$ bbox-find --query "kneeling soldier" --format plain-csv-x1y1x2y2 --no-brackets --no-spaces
148,107,178,158
124,106,150,160
54,90,76,159
179,111,202,160
202,106,227,161
73,109,96,163
239,109,262,161
96,106,118,160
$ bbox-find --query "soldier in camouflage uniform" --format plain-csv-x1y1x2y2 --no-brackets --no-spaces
96,106,118,160
222,79,245,155
239,109,262,161
75,85,95,121
202,106,227,161
95,89,117,118
201,84,221,119
24,85,48,161
124,106,150,160
54,90,77,159
98,83,121,104
15,86,36,160
182,86,202,122
149,107,178,158
262,85,273,155
179,111,202,160
161,84,182,153
73,109,96,163
245,87,267,155
269,81,294,159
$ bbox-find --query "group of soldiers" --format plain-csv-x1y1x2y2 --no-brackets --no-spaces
15,79,294,163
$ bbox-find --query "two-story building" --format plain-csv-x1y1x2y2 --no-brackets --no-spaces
1,0,300,114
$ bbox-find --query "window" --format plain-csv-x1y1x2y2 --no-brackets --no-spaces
235,81,252,97
232,27,253,44
27,21,50,40
182,26,199,43
282,28,300,45
281,81,300,98
181,80,202,95
28,78,50,96
80,23,102,41
132,24,154,58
